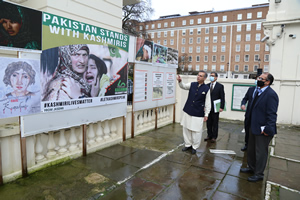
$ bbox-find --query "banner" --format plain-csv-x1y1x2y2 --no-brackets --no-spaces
40,44,128,112
167,48,178,66
135,38,153,63
0,57,41,118
0,2,42,50
153,43,167,64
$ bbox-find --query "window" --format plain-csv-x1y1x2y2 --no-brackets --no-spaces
189,38,193,44
265,44,270,51
212,55,217,62
235,55,240,62
205,37,209,43
145,25,149,29
157,40,160,44
164,22,168,27
213,36,218,43
254,65,258,72
213,26,218,33
181,65,184,71
246,34,251,41
237,14,242,20
197,37,201,44
181,56,185,62
221,45,226,52
220,65,225,71
247,13,252,19
171,30,174,37
182,20,186,25
256,22,261,30
139,25,143,30
236,44,240,52
196,65,200,71
222,26,226,33
221,35,226,42
190,29,193,35
213,45,217,52
204,46,209,52
234,65,239,72
246,23,251,31
188,56,192,62
237,24,242,32
264,65,269,72
244,65,249,72
198,18,202,24
245,44,250,51
223,15,227,21
245,55,249,62
189,46,193,53
196,46,200,53
182,38,186,44
214,16,218,22
220,55,225,62
204,56,208,62
212,65,216,71
197,28,201,34
205,27,209,34
236,34,241,42
163,40,167,45
157,32,161,38
206,17,210,23
255,44,260,51
151,24,155,29
181,47,185,53
256,33,261,41
171,21,175,27
158,23,161,28
188,65,192,71
151,33,154,38
244,75,248,79
170,39,174,45
204,65,208,71
264,54,270,62
190,19,194,25
196,56,200,62
257,11,262,18
254,54,260,61
164,31,167,37
182,30,186,36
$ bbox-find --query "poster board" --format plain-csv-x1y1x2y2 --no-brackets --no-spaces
231,84,255,111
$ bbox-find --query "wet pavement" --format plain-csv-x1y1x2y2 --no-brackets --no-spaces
0,120,300,200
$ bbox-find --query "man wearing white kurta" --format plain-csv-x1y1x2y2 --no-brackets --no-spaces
177,70,211,154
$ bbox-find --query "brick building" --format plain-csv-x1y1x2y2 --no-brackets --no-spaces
137,3,269,79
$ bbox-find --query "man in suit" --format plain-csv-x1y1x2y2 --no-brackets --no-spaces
204,72,225,143
240,85,256,151
177,70,211,154
240,72,279,182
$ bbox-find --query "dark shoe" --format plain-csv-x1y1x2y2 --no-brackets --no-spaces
211,138,216,143
204,137,211,141
240,167,254,173
241,145,247,151
191,149,196,154
182,146,191,152
247,175,263,182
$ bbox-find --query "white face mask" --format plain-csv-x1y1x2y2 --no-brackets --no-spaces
210,76,215,82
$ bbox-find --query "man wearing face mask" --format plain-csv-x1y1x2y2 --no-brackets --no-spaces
240,73,279,182
204,72,225,143
240,78,258,151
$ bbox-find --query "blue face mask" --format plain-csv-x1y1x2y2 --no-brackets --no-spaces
210,77,215,82
255,80,257,85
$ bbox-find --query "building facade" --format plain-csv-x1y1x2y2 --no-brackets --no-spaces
138,4,269,79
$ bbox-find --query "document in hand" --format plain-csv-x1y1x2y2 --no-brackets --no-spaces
213,99,226,113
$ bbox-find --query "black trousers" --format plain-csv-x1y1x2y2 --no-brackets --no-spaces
206,111,220,139
244,118,250,146
247,129,273,176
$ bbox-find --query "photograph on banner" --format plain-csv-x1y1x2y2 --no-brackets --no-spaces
0,57,41,118
40,44,128,112
167,48,178,66
134,69,148,102
165,72,175,98
135,38,153,63
0,1,42,50
153,44,167,64
153,72,163,100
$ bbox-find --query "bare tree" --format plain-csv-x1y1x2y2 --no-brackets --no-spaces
177,53,191,74
122,0,154,36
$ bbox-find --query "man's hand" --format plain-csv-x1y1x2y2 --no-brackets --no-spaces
204,116,208,122
219,108,223,112
261,131,269,136
177,75,182,83
241,105,246,110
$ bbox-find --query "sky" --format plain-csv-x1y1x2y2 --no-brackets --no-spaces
150,0,269,19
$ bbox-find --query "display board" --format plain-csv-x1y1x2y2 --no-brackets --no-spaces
231,84,255,111
133,63,176,112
